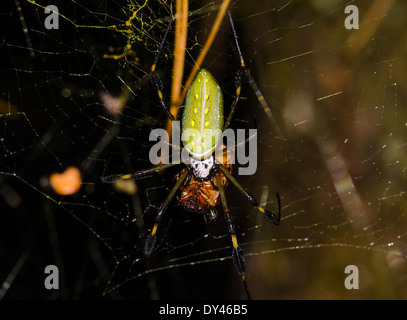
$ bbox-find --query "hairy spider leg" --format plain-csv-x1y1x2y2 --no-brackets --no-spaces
223,10,247,131
144,169,188,255
215,172,252,300
101,163,179,183
220,11,281,225
149,19,177,122
218,164,281,224
101,19,185,185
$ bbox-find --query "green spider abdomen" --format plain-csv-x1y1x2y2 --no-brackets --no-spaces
182,69,223,159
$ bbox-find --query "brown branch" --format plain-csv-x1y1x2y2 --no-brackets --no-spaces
170,0,189,111
179,0,231,105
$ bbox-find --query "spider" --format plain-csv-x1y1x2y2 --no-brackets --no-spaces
102,10,281,299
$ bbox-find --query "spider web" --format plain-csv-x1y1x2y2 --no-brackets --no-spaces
1,0,407,299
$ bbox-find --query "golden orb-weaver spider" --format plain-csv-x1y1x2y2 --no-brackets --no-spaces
102,11,281,299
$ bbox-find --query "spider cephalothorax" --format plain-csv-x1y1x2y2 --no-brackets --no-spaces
177,153,232,215
189,156,214,180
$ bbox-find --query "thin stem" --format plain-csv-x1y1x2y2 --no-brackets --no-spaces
179,0,231,104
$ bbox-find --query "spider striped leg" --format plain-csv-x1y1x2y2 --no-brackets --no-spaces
214,172,252,300
150,19,176,122
101,163,179,184
217,164,281,225
144,169,188,255
223,10,246,131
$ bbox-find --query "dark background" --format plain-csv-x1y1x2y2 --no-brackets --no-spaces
1,0,407,299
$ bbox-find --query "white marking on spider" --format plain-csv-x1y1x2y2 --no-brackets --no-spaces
190,156,214,179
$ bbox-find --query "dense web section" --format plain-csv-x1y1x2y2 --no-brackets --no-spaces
1,0,407,299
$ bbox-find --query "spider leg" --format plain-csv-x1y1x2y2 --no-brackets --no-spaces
217,164,281,225
214,172,252,300
181,170,192,188
149,19,177,122
210,174,219,190
223,10,247,131
144,169,188,255
101,163,179,183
